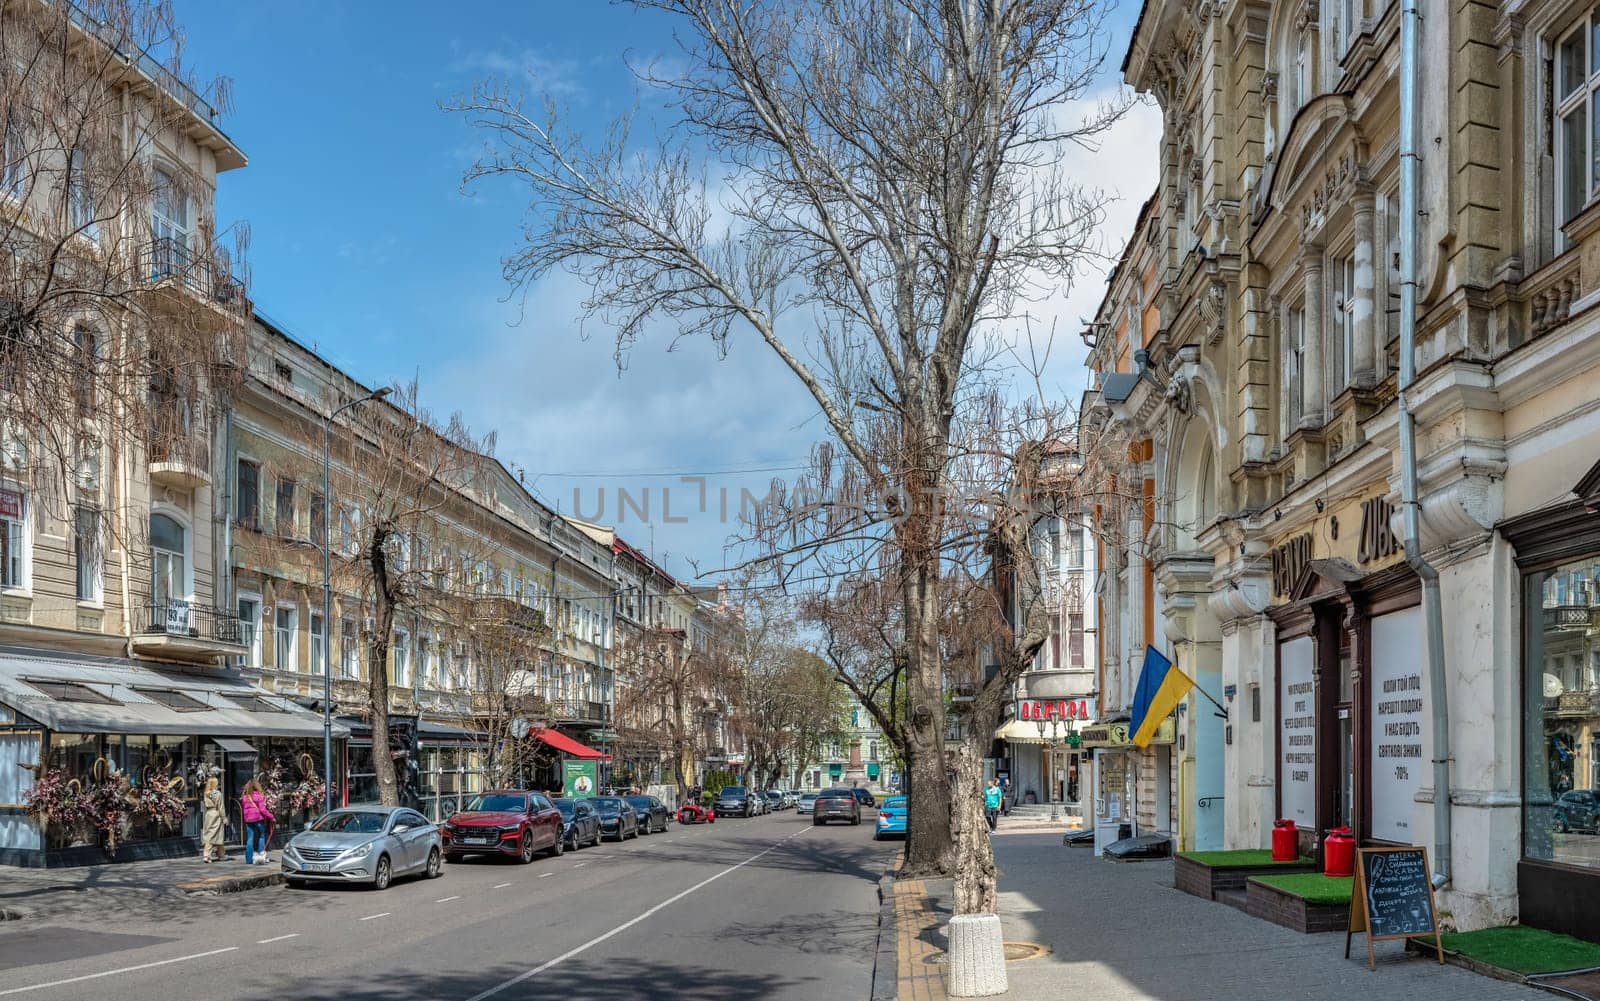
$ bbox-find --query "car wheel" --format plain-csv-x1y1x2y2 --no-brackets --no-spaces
1558,817,1571,834
813,818,823,826
549,832,565,858
520,834,537,864
425,848,442,879
372,854,392,891
852,815,861,826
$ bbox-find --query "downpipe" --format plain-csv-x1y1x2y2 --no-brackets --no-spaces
1398,0,1451,891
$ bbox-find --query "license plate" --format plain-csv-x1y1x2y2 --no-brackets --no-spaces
302,863,330,873
462,837,491,845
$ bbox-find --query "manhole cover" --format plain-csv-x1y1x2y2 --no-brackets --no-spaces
923,942,1050,965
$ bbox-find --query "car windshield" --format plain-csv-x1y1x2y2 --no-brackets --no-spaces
311,811,387,834
720,787,745,797
883,798,907,809
591,797,624,812
624,796,651,810
465,793,528,813
553,799,576,817
765,791,781,799
800,793,818,800
820,789,853,799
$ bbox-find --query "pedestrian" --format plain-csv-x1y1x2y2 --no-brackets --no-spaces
240,777,274,865
984,779,1002,832
200,776,226,863
1000,776,1012,816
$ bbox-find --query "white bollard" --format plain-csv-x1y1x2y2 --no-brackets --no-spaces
945,913,1008,997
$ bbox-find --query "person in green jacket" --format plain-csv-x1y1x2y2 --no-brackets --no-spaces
984,779,1002,832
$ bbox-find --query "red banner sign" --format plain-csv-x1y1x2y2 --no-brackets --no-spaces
0,489,20,520
1017,698,1094,721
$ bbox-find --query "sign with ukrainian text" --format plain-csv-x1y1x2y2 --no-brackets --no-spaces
1370,607,1428,843
1016,698,1096,722
1279,636,1316,827
563,759,597,799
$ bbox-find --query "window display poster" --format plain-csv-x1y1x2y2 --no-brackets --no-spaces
1279,636,1316,827
1370,606,1427,843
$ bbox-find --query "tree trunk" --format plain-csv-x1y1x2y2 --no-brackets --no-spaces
366,618,400,807
951,741,997,914
902,554,952,874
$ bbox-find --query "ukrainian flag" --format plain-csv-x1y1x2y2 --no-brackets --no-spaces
1130,645,1195,748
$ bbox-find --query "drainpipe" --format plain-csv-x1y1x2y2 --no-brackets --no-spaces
1397,0,1452,890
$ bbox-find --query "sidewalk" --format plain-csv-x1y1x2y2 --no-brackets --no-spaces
894,833,1551,1001
0,855,282,923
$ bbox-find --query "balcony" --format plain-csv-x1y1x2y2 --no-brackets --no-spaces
139,238,248,328
549,699,610,724
1544,605,1596,633
148,416,211,489
130,598,246,663
470,597,548,634
1021,668,1097,701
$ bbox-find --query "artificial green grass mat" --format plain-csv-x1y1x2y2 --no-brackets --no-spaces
1435,925,1600,976
1179,849,1311,867
1248,872,1354,904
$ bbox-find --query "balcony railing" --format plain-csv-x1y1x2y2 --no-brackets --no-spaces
145,238,247,309
549,699,610,724
133,599,244,645
148,415,210,478
1543,605,1595,632
470,597,547,633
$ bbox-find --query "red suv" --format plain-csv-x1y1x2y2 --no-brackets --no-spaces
442,791,564,863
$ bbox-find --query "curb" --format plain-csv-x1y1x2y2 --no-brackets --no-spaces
176,871,286,895
0,907,30,921
872,870,899,1001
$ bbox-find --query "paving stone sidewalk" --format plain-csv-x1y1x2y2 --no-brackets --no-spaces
0,854,283,923
895,833,1551,1001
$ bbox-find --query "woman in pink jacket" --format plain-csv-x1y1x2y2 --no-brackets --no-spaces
240,778,275,865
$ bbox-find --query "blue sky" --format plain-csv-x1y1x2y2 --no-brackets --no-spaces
172,1,1159,580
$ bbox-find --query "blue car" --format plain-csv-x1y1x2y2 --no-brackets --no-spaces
875,796,907,840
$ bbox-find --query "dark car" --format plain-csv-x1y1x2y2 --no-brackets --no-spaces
554,797,602,849
763,790,785,812
813,788,861,826
1555,789,1600,833
590,796,640,840
624,795,670,833
442,791,564,863
716,785,757,818
851,788,876,808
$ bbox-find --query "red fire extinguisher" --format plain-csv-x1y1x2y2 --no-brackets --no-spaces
1324,826,1356,877
1271,818,1297,862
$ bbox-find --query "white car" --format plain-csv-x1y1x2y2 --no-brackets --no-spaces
796,792,819,815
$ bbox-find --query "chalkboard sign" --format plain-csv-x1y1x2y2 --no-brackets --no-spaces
1345,846,1444,971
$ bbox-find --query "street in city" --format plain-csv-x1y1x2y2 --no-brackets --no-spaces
0,812,891,1001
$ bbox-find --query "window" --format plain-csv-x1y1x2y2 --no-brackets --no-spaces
150,513,186,606
2,114,27,197
393,628,411,687
237,459,260,529
73,327,97,412
151,166,188,256
870,741,879,762
1555,13,1600,234
1067,526,1085,569
340,509,357,556
238,595,262,668
1069,613,1085,668
68,147,95,236
309,612,326,675
1333,254,1355,391
275,606,297,671
275,478,296,538
419,634,434,686
341,616,359,678
309,491,326,547
1284,304,1306,429
274,360,292,383
74,505,101,602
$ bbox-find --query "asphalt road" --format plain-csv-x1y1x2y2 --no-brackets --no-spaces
0,809,895,1001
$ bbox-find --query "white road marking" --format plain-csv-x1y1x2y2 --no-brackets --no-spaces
0,947,239,997
572,862,586,868
435,895,460,903
359,912,391,921
465,827,812,1001
538,872,553,879
257,934,299,945
493,882,512,889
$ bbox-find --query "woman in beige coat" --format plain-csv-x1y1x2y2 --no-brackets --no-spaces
201,776,226,862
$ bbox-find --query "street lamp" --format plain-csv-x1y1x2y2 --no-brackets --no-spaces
322,386,392,814
1035,716,1062,822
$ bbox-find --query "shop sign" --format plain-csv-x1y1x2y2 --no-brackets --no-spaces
1358,496,1401,564
1370,606,1428,842
0,488,19,519
1279,636,1316,826
1080,718,1174,747
1271,533,1312,597
1016,698,1096,722
563,759,597,799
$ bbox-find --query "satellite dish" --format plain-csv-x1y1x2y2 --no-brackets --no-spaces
510,718,531,740
1545,673,1565,699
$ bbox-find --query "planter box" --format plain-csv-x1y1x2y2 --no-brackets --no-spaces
1244,877,1349,934
1174,853,1318,901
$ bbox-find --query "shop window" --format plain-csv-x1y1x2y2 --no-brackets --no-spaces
1524,554,1600,869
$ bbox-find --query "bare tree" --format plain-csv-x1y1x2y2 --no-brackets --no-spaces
612,621,734,803
0,1,248,552
451,0,1124,873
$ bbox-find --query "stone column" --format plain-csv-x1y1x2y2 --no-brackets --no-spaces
1352,190,1378,387
1300,247,1325,426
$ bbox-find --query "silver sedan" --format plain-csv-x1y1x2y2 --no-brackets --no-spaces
282,805,443,890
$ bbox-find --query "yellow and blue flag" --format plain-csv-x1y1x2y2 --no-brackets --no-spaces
1130,645,1195,748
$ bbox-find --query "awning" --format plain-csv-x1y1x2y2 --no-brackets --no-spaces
0,647,349,739
213,738,258,756
530,727,602,759
996,719,1048,744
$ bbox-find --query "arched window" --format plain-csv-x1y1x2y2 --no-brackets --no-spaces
1197,445,1215,526
150,512,186,606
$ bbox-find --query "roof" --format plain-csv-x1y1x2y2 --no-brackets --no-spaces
0,647,347,739
531,727,602,759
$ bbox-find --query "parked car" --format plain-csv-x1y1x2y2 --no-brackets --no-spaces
796,792,819,815
678,801,716,824
1555,789,1600,833
813,788,862,826
591,796,640,840
716,785,757,818
764,790,785,813
624,795,670,833
283,805,441,890
875,796,907,840
850,788,877,808
441,791,565,863
554,797,602,850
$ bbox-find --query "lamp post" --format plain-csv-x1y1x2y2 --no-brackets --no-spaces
1035,716,1062,822
322,386,392,814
